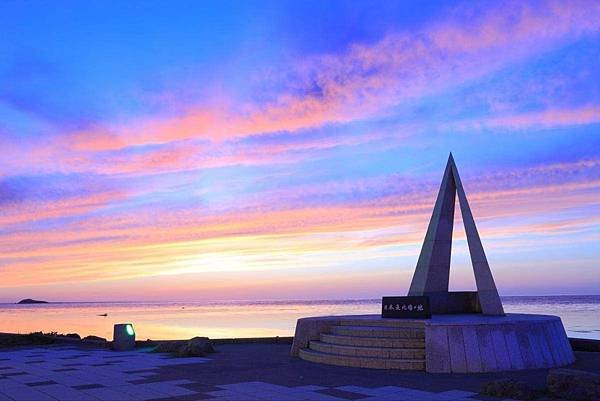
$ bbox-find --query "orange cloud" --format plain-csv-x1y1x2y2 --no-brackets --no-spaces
0,190,130,226
1,165,598,288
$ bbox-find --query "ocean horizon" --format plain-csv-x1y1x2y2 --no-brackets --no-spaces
1,295,599,341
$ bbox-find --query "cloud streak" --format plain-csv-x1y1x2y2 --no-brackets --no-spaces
8,0,597,163
1,158,598,288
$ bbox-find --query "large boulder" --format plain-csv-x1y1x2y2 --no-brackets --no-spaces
547,368,600,401
82,335,107,342
176,337,214,357
152,337,215,357
153,340,186,353
482,379,538,401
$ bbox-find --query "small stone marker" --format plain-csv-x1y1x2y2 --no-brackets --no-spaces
113,323,135,350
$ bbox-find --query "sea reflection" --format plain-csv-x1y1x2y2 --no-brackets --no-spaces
0,296,598,340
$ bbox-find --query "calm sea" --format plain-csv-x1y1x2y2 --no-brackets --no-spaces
1,295,598,341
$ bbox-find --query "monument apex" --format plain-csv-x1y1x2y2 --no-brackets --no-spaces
408,153,504,315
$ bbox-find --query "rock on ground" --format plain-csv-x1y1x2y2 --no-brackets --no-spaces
482,379,538,401
153,340,186,353
153,337,215,357
176,337,215,357
547,368,600,401
0,332,54,348
83,335,107,342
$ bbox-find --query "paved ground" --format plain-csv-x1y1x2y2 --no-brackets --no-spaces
0,343,598,401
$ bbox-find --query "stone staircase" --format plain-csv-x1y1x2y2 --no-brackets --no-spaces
298,319,426,370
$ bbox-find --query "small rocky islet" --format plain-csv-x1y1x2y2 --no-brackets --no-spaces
17,299,49,304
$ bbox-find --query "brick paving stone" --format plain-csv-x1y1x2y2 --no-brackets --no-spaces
0,344,597,401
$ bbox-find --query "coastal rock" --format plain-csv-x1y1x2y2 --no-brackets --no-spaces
482,379,537,401
570,338,600,353
153,340,186,353
0,332,54,347
17,299,48,304
176,337,214,357
83,335,107,342
153,337,215,357
547,368,600,401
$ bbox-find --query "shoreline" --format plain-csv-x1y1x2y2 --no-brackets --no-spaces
3,295,598,344
1,331,599,352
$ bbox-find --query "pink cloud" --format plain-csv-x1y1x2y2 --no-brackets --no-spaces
430,1,599,54
0,190,130,226
3,176,598,288
49,0,600,155
449,105,600,131
1,0,596,183
1,156,598,287
485,106,600,130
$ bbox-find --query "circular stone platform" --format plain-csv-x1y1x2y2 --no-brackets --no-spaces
291,314,574,373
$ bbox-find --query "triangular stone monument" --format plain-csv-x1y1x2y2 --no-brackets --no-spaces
408,154,504,315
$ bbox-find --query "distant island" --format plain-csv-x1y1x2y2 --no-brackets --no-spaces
17,299,48,304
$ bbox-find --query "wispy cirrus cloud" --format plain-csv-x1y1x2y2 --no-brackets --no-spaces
44,0,600,155
447,105,600,132
0,0,597,187
1,157,598,287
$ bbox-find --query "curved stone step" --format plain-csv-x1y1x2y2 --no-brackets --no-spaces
299,348,425,370
336,318,425,329
330,325,425,339
320,333,425,348
310,341,425,359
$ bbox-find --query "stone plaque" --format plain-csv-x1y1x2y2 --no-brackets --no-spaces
382,296,431,318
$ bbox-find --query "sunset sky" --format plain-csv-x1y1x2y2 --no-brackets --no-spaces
1,0,599,302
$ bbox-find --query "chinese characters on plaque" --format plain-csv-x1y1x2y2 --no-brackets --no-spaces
381,296,431,318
